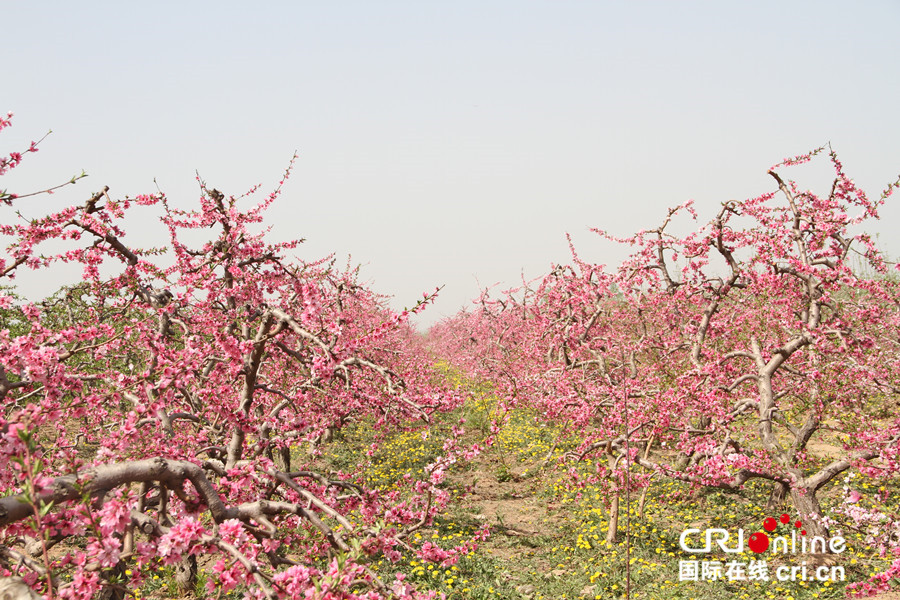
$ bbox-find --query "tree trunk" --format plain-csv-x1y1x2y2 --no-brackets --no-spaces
766,481,789,511
174,554,197,594
606,494,619,544
0,577,41,600
789,487,829,539
276,445,291,471
307,427,335,455
99,562,127,600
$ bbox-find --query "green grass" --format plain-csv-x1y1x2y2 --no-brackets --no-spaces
310,386,900,599
134,380,900,599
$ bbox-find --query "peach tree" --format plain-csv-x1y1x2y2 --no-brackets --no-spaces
433,147,900,546
0,114,477,600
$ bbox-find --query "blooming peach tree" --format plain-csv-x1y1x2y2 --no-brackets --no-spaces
0,114,480,600
433,146,900,548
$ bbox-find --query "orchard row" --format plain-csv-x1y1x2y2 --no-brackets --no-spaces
1,113,898,599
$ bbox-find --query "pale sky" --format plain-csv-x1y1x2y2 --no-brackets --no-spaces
4,1,899,327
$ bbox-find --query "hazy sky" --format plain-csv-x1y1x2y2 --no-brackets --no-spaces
4,2,899,327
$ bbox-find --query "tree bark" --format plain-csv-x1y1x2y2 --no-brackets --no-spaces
276,445,292,472
174,554,197,593
789,487,829,539
0,577,41,600
606,494,619,544
766,481,789,511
